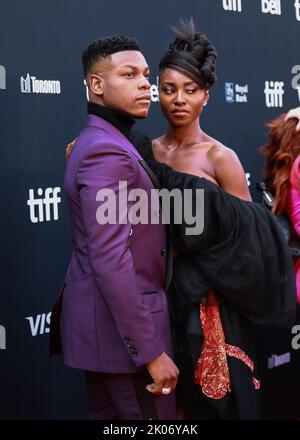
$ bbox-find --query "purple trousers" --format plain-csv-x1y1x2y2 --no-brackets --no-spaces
85,370,176,420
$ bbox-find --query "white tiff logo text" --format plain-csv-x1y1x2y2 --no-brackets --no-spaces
222,0,242,12
27,187,61,223
264,81,284,107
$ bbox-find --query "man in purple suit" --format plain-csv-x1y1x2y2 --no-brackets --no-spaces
49,35,178,420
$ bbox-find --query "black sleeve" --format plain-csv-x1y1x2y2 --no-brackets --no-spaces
129,129,153,160
130,130,296,328
130,128,221,250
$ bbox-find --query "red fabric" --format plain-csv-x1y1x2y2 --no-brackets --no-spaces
194,292,260,400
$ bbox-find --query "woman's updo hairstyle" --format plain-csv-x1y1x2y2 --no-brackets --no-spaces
159,18,217,90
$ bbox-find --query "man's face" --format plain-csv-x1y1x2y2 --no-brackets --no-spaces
89,51,152,119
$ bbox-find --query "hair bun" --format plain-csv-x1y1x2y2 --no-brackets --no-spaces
160,18,217,89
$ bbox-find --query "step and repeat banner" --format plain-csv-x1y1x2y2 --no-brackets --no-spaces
1,0,300,419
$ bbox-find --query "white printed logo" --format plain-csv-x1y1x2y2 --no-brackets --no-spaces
20,73,61,94
264,81,284,107
295,0,300,21
0,325,6,349
20,73,31,93
26,312,51,336
27,187,61,223
291,65,300,102
222,0,242,12
0,65,6,90
261,0,281,15
268,352,291,369
150,76,159,102
225,82,248,103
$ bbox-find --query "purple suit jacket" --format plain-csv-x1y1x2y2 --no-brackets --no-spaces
49,114,173,373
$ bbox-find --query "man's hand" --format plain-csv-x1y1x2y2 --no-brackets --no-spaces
285,107,300,131
146,352,179,396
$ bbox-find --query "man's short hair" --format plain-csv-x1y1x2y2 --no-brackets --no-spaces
82,35,141,77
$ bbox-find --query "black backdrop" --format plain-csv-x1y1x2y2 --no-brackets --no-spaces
1,0,300,420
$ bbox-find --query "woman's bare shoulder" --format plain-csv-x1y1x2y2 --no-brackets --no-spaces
152,136,164,145
207,137,239,164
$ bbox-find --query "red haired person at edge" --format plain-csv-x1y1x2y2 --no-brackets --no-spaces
261,107,300,305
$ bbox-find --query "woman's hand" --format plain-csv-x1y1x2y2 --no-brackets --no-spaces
66,138,77,159
285,107,300,131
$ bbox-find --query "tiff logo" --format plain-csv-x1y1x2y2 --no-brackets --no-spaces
222,0,242,12
264,81,284,107
291,65,300,101
26,312,51,336
27,187,61,223
261,0,281,15
0,65,6,90
295,0,300,21
0,325,6,349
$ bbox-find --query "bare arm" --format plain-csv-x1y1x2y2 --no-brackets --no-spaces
210,146,252,201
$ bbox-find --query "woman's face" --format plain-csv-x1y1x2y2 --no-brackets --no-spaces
159,68,209,127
